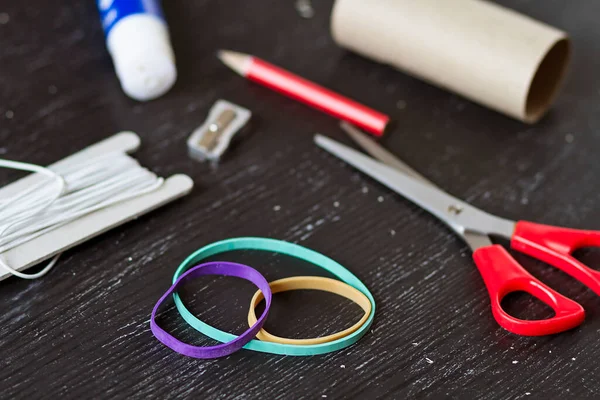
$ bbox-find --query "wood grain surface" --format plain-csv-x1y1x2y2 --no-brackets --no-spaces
1,1,599,399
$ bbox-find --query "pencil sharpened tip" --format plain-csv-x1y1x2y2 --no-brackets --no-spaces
217,50,252,77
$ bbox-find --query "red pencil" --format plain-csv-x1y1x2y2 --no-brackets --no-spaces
218,50,389,136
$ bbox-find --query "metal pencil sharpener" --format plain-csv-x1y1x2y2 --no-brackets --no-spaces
187,100,252,162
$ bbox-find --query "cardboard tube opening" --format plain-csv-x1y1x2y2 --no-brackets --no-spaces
525,38,571,122
331,0,571,123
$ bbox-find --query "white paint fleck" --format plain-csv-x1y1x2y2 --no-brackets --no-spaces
525,393,531,396
412,342,419,346
48,85,58,94
333,201,340,208
5,110,14,119
377,196,384,203
361,187,369,194
295,0,315,19
425,357,434,364
512,360,518,364
396,100,407,110
565,134,574,143
127,257,133,262
355,360,369,370
0,13,9,25
572,357,576,361
273,205,281,211
340,364,345,369
424,270,438,280
549,350,552,354
306,224,314,231
390,229,396,236
322,396,327,398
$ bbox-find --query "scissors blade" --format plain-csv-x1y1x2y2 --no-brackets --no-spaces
340,122,433,186
314,134,515,240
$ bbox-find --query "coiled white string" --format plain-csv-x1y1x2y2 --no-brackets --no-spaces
0,152,164,279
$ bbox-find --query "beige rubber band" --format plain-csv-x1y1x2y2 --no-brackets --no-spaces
247,276,372,345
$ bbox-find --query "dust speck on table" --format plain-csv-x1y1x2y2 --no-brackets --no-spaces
295,0,315,19
565,134,574,143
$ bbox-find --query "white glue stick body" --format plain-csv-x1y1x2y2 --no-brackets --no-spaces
97,0,177,101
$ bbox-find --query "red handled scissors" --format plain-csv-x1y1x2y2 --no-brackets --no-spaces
315,122,600,336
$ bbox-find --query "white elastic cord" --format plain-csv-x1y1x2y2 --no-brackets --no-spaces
0,152,163,279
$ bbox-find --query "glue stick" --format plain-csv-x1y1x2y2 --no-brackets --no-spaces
97,0,177,101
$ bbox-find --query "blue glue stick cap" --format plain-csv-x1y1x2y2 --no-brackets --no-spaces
97,0,177,101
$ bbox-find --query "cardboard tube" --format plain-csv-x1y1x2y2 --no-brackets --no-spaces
331,0,571,123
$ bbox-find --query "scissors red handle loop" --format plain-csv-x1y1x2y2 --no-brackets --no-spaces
473,245,584,336
512,221,600,295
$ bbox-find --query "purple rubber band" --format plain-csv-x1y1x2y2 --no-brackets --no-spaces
151,262,272,359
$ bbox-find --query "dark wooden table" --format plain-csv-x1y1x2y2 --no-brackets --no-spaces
1,1,599,398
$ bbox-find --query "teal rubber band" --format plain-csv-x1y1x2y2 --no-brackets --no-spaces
172,237,376,356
